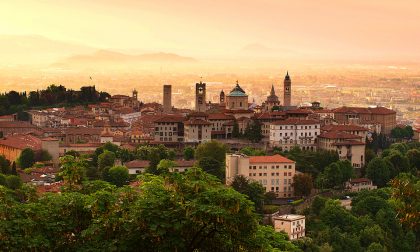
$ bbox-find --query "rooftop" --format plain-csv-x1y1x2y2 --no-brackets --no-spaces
249,154,294,164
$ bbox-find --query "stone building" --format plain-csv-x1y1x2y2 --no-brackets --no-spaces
333,106,396,134
263,85,281,112
225,81,248,110
269,119,321,151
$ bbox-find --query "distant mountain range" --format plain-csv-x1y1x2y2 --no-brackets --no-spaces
0,35,196,67
52,49,196,67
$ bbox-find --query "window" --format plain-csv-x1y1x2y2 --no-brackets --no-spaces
284,172,287,176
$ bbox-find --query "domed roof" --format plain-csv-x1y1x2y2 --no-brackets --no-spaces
228,81,247,97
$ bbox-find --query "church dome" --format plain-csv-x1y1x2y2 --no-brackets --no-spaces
228,81,247,97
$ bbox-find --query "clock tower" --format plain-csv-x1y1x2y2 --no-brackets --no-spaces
283,71,291,106
195,81,207,112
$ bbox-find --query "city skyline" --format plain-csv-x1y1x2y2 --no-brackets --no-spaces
0,0,420,65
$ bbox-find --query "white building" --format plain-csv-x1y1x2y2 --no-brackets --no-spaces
269,119,321,151
273,214,305,240
184,119,212,143
226,153,296,198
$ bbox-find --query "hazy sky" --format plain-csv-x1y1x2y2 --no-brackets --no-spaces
1,0,419,61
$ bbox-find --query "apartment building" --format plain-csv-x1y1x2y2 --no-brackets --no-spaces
333,106,396,134
153,115,185,142
318,131,365,168
269,119,321,151
226,153,296,198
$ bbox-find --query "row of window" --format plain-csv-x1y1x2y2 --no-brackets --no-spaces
272,131,318,137
274,125,318,130
249,165,293,170
155,127,177,131
249,172,293,177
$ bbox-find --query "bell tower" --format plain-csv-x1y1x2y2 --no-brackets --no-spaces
195,80,206,112
283,71,291,106
220,90,225,104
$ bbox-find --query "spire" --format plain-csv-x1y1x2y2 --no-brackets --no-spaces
270,84,275,95
285,71,291,81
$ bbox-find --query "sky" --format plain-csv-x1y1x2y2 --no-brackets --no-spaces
0,0,419,61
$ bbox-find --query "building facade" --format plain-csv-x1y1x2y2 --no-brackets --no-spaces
184,119,212,143
269,119,321,151
318,131,365,168
226,154,296,197
153,115,185,142
333,106,396,134
273,214,305,240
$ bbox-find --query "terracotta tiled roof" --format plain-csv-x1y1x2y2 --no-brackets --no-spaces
0,134,42,150
348,178,372,184
249,154,294,164
174,160,196,167
286,109,313,115
125,160,150,168
318,131,362,139
253,112,287,120
153,115,185,123
332,141,365,146
63,127,102,135
188,112,208,118
272,118,320,125
184,119,212,126
322,124,368,132
333,106,396,115
208,113,235,120
0,121,37,128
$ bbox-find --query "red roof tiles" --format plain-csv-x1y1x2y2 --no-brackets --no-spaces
249,154,294,164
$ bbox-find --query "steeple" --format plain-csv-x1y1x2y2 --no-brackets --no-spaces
270,84,275,95
285,71,290,80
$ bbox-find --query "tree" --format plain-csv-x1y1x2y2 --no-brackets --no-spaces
65,150,80,157
197,157,224,180
406,149,420,171
292,173,313,197
316,160,354,188
11,162,17,175
107,166,129,187
156,159,176,174
39,149,52,162
244,120,263,143
18,148,35,168
385,150,411,175
6,175,22,190
59,155,87,191
183,147,195,160
97,150,116,179
240,147,266,156
0,155,11,174
231,175,266,213
0,173,6,186
195,141,227,164
364,148,376,166
232,120,241,138
366,157,392,187
390,173,420,231
0,169,300,251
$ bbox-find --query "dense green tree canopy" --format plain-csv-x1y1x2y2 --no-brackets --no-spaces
0,169,298,251
18,148,35,168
